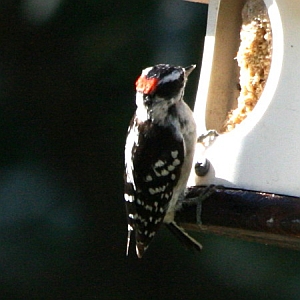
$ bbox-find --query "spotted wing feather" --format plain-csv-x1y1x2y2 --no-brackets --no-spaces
125,117,184,257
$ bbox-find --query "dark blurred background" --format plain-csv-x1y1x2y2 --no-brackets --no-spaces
0,1,300,299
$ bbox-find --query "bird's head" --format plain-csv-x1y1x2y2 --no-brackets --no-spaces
135,64,196,108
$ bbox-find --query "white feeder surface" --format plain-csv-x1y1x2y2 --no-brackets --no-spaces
190,0,300,196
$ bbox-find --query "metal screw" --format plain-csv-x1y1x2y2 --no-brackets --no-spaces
195,158,210,177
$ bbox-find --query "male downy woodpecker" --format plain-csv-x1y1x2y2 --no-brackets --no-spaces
124,64,202,258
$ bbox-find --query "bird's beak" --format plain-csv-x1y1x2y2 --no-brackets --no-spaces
184,65,196,77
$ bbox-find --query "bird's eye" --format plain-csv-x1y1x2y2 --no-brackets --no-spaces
156,79,184,99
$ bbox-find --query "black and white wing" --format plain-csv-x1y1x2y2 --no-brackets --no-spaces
124,117,184,258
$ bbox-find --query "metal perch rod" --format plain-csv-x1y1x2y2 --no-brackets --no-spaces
176,186,300,250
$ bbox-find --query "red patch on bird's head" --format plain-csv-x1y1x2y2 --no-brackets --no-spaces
135,76,159,94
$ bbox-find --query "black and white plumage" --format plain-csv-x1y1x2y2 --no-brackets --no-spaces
124,64,202,258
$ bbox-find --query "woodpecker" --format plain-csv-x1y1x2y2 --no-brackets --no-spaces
124,64,202,258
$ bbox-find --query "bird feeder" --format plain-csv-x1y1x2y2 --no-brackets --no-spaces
189,0,300,197
177,0,300,250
